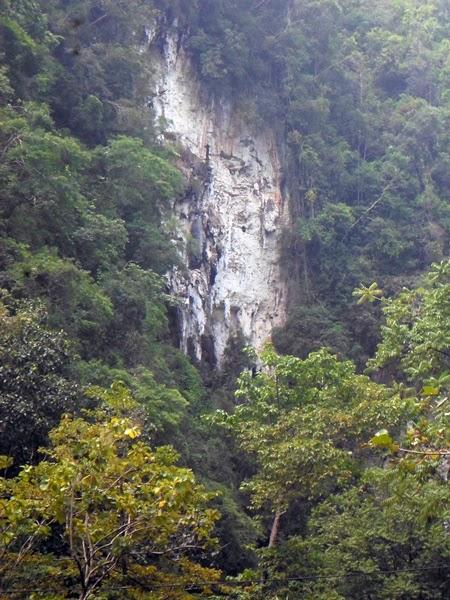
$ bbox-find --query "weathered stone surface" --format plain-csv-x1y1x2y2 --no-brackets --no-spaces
151,34,289,364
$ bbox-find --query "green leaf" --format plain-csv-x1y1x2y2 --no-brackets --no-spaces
370,429,394,449
0,455,13,469
421,386,439,397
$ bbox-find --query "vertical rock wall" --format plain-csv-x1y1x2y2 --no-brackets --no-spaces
151,33,289,365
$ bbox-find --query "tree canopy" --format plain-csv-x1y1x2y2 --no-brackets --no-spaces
0,0,449,597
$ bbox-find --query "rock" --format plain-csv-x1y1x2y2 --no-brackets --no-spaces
152,34,289,365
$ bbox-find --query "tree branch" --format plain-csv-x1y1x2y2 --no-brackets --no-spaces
345,179,397,237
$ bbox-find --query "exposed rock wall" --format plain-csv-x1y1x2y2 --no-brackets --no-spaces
150,33,289,365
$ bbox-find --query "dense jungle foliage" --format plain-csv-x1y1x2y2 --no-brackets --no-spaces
165,0,450,364
0,0,449,598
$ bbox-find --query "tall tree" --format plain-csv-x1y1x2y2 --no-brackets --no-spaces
215,345,415,547
0,298,78,465
0,385,220,599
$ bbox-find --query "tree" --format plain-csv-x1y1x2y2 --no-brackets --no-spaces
7,248,114,358
0,384,220,599
0,297,78,465
369,259,450,383
215,345,416,547
99,263,169,367
365,260,450,464
266,259,450,600
264,468,450,600
240,262,450,600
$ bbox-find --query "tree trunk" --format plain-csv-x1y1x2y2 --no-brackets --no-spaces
268,510,282,548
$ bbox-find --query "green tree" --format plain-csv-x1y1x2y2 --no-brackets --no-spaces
215,345,416,547
0,386,220,599
99,263,168,367
263,468,450,600
260,260,450,599
7,248,114,358
370,259,450,383
0,298,78,465
364,260,450,468
240,263,450,600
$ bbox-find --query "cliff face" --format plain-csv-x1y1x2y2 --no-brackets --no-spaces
150,33,289,365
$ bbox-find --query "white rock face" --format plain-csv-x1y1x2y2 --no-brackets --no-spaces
151,34,289,364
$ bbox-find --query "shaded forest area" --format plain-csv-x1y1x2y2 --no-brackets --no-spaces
171,0,450,364
0,0,449,598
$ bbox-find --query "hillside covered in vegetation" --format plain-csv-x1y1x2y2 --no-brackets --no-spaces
0,0,449,598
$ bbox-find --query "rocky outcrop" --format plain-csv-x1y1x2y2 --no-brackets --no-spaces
150,32,289,365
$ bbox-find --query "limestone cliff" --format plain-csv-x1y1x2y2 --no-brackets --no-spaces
149,32,289,365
